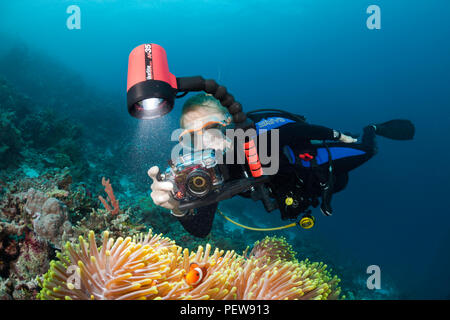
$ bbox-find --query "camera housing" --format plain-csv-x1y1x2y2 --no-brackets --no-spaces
162,149,224,202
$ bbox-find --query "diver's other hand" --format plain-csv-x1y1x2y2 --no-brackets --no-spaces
339,133,358,143
148,166,180,211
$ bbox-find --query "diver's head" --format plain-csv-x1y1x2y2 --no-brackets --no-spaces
179,93,232,153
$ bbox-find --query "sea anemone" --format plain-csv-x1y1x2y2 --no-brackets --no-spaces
37,230,184,300
246,236,297,262
38,231,342,300
236,236,341,299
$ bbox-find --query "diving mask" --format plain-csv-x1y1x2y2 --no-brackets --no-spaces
179,115,233,152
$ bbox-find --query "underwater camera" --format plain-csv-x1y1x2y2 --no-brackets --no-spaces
160,149,224,202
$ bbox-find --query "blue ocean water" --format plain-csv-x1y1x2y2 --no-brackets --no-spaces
0,0,449,299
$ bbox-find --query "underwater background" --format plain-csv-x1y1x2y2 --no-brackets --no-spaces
0,0,449,299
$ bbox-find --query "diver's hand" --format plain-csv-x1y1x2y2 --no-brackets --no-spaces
339,133,358,143
148,166,181,212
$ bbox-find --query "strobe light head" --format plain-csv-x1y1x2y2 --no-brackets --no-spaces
127,44,178,119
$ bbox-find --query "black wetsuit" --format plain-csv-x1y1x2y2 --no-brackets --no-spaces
177,113,378,237
257,119,377,220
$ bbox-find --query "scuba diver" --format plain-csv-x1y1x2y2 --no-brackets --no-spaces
148,93,415,238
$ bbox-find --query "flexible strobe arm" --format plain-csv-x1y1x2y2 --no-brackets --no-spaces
176,76,249,127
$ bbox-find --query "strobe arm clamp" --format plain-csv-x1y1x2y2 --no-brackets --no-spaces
176,76,252,128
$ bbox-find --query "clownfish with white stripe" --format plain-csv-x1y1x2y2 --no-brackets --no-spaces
184,262,208,286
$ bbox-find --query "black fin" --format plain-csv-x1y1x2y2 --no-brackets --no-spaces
374,119,415,140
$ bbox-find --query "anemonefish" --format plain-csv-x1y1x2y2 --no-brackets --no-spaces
184,263,208,286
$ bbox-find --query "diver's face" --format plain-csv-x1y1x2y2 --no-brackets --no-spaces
180,107,232,153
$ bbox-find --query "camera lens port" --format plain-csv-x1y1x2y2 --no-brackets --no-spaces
186,169,212,198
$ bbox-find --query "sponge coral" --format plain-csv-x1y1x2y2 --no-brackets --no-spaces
38,231,342,300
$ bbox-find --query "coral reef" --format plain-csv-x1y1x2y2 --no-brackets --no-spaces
0,218,50,299
0,76,90,180
0,221,23,277
98,177,120,216
71,208,145,243
0,109,24,169
38,231,341,300
24,188,73,249
0,166,146,300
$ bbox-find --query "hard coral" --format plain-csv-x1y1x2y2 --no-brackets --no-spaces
24,188,73,248
13,231,51,281
38,231,342,300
